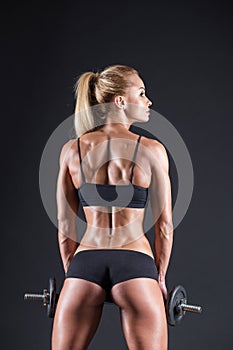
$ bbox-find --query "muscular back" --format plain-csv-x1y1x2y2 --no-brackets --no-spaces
57,128,170,248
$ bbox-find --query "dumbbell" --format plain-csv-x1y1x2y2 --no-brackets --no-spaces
24,278,202,325
166,285,202,326
24,278,58,318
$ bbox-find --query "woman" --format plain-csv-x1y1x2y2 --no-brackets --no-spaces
52,65,173,350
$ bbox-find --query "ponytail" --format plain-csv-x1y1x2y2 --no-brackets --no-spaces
74,72,99,137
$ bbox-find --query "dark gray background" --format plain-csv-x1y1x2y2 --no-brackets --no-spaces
1,0,232,349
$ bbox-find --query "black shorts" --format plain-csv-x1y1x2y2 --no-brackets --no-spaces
66,249,158,303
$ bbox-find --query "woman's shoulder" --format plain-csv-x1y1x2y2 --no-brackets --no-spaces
139,136,168,168
61,138,78,153
59,138,78,165
140,135,166,153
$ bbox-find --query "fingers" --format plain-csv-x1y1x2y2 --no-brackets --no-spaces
158,281,168,301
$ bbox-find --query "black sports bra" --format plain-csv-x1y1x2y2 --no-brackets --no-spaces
76,135,148,208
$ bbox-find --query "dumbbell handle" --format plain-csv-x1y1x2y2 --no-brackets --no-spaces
24,289,49,306
177,303,202,314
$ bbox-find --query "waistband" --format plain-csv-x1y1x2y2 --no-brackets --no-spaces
74,249,155,261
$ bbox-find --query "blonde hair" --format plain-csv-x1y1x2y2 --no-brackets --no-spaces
74,65,138,137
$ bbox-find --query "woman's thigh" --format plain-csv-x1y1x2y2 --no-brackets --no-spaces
52,278,106,350
111,278,168,350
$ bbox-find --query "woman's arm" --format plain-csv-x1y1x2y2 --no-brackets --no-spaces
149,140,174,299
56,140,79,273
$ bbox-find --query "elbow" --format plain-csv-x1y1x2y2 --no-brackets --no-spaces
58,218,77,241
58,219,69,236
157,220,174,240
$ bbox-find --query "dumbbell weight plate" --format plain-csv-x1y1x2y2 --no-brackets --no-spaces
166,285,187,326
47,278,57,318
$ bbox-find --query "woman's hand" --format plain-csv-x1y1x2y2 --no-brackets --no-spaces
158,280,168,301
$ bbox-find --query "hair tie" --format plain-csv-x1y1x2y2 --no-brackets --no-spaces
93,72,100,85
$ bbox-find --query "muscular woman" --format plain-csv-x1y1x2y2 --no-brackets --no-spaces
52,65,173,350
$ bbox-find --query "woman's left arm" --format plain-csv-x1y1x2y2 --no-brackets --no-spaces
56,140,79,273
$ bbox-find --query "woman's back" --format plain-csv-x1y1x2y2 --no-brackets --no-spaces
73,128,150,187
67,127,153,248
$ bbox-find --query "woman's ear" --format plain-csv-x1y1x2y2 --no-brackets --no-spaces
115,95,125,109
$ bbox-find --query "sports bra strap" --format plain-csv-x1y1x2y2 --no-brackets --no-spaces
78,135,142,184
130,135,142,182
77,138,86,183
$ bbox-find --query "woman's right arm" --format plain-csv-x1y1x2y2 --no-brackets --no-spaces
56,140,79,273
149,140,174,300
